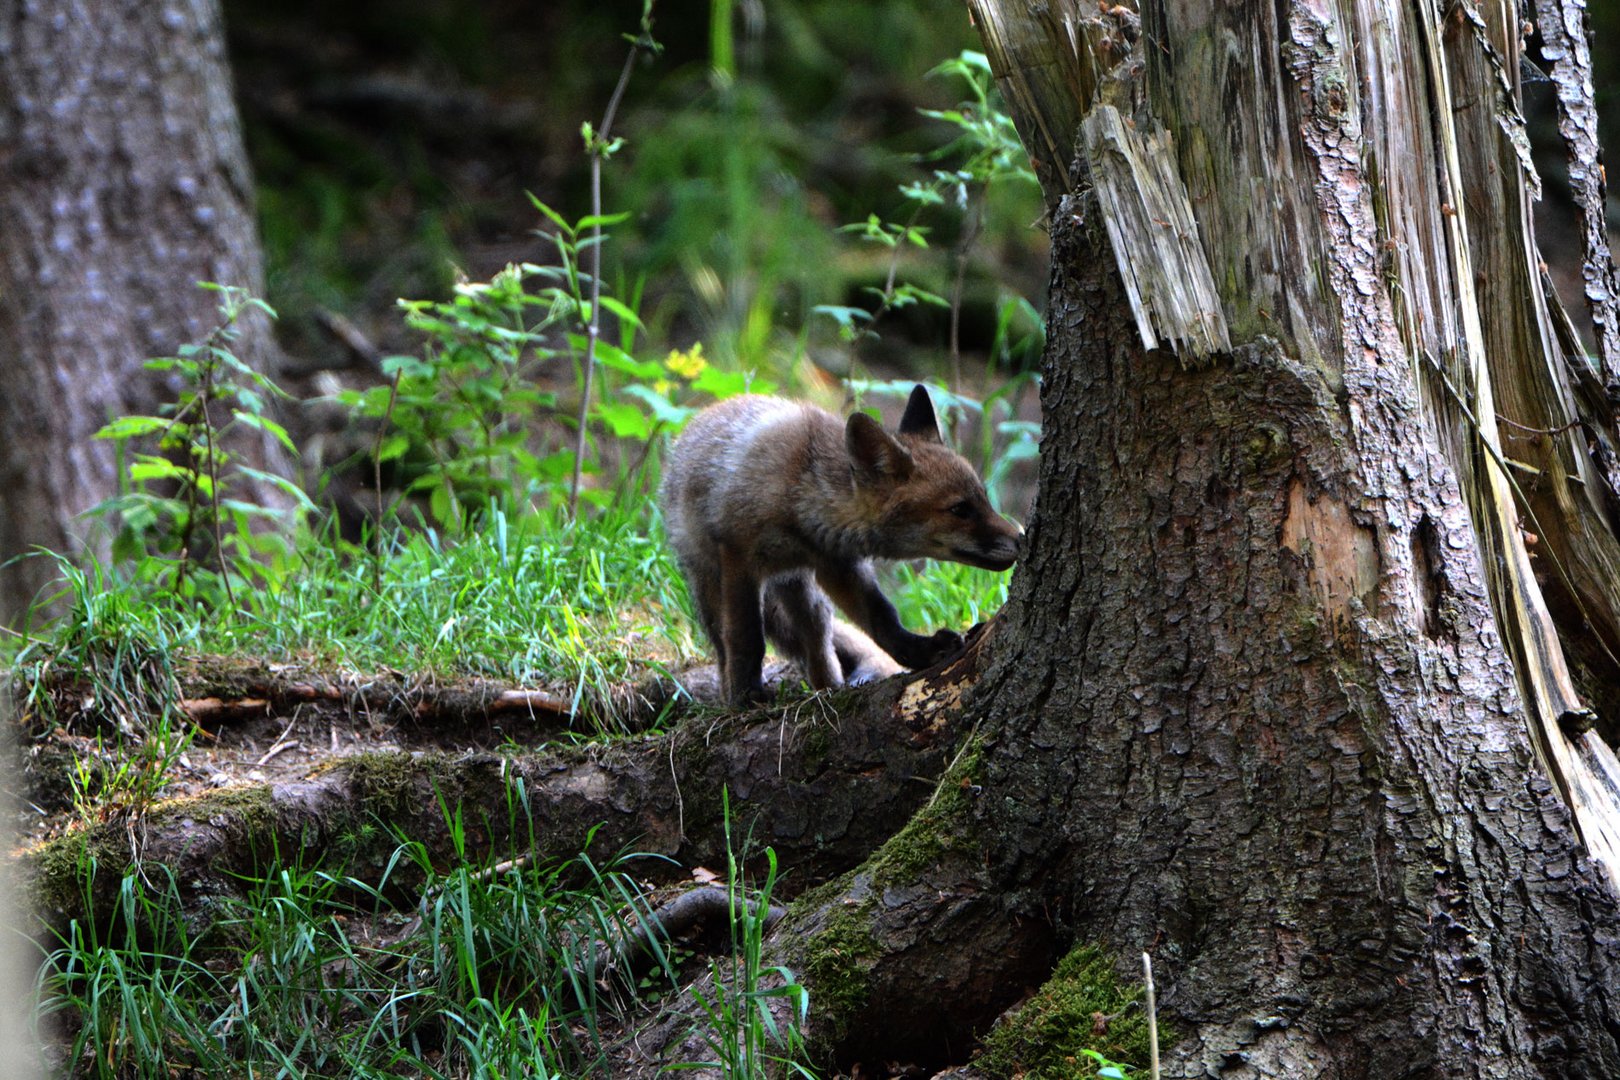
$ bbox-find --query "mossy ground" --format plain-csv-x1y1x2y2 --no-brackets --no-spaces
978,944,1153,1079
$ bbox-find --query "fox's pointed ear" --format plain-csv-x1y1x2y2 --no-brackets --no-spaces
847,411,914,484
897,384,943,443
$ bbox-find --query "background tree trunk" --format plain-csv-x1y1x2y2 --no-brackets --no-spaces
0,0,283,624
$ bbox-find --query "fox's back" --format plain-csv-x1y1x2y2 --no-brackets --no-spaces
660,395,843,571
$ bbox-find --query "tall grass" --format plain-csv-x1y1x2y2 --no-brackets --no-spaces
6,504,696,704
36,792,679,1079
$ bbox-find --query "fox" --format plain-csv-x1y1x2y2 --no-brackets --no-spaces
660,383,1023,704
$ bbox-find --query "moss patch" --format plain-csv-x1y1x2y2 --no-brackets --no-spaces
866,737,984,886
798,880,882,1054
978,944,1152,1079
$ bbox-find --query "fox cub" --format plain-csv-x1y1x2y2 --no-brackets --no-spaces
661,384,1022,704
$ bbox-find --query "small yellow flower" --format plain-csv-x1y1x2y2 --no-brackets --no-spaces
664,342,708,380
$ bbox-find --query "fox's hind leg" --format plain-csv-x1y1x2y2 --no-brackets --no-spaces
762,572,842,690
718,546,768,703
830,621,903,685
679,554,728,673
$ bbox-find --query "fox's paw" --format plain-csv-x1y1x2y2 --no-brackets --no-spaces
724,677,771,706
894,628,965,670
924,627,966,665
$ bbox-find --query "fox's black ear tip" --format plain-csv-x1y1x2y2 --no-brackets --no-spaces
898,384,942,441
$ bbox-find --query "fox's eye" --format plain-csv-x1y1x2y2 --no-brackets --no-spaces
948,501,975,519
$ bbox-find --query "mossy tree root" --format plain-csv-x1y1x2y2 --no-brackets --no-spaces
23,663,977,940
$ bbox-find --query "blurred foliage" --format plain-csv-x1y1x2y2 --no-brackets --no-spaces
223,0,1049,384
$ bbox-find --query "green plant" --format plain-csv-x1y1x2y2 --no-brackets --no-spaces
976,944,1152,1080
87,285,310,611
680,789,817,1079
1081,1049,1140,1079
38,864,232,1079
816,49,1043,385
35,793,684,1078
7,558,198,821
568,1,662,516
349,263,571,527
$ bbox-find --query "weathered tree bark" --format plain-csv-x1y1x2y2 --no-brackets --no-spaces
615,0,1620,1074
0,0,284,623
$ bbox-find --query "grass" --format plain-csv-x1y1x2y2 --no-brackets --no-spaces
7,504,696,725
31,772,825,1079
10,484,1010,1079
7,500,1010,732
35,793,680,1079
684,791,814,1079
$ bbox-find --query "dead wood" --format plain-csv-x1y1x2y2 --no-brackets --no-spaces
23,646,985,939
161,655,807,735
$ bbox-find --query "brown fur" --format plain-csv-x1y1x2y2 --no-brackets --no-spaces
660,384,1022,703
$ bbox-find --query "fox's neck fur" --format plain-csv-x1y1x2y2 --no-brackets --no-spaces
791,434,916,561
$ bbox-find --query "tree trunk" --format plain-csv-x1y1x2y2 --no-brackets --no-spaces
0,0,283,623
691,0,1620,1074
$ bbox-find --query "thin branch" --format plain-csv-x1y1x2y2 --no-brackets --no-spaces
569,45,642,518
198,346,237,615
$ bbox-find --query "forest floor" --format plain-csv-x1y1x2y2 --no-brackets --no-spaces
12,651,768,849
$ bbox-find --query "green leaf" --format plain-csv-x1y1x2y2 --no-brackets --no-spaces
693,367,775,399
527,192,573,237
235,466,318,512
577,211,632,230
94,415,170,440
596,295,644,330
812,305,873,330
581,339,662,380
382,354,434,379
376,433,411,463
231,409,297,454
899,181,946,205
129,455,191,484
595,401,653,440
621,384,693,427
893,283,949,308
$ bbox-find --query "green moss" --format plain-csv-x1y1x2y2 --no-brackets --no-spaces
978,944,1153,1079
28,783,279,922
867,737,983,886
338,750,440,816
798,880,882,1053
29,829,97,917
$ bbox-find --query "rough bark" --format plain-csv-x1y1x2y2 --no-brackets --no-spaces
0,0,285,624
1531,0,1620,395
699,0,1620,1074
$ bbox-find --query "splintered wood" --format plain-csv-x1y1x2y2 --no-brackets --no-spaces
1080,106,1231,363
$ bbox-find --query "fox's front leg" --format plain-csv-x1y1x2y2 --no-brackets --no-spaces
719,547,768,703
815,560,963,671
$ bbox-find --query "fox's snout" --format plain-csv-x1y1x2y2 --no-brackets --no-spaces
952,516,1023,571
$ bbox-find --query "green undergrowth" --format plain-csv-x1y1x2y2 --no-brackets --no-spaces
7,506,688,722
978,944,1153,1079
34,806,681,1080
7,504,1009,725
